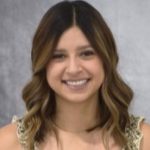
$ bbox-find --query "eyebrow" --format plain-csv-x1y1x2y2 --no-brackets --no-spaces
54,45,93,52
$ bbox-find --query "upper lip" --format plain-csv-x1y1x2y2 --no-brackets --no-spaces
62,78,90,82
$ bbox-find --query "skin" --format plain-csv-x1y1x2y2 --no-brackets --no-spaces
0,123,22,150
0,26,150,150
46,26,105,132
44,25,119,150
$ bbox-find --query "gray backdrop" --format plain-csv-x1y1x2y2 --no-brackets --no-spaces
0,0,150,127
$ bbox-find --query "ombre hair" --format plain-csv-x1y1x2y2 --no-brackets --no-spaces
22,0,133,149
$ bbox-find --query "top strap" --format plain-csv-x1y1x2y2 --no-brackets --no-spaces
124,115,144,150
12,115,144,150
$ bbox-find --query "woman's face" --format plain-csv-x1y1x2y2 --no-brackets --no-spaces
46,26,105,103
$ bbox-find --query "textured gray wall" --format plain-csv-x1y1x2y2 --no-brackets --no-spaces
0,0,150,127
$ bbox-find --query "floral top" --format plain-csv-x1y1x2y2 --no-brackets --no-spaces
12,115,144,150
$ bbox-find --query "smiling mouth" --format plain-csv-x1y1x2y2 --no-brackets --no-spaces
62,79,90,88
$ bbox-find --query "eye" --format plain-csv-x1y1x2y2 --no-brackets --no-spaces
52,53,66,60
80,50,95,58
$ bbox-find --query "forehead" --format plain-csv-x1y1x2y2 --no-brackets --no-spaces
55,26,91,50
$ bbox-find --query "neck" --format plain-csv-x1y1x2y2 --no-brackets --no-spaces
52,96,101,133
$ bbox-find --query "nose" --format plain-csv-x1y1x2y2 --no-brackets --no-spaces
65,57,82,75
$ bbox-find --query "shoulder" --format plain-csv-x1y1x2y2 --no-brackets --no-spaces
141,122,150,150
0,123,22,150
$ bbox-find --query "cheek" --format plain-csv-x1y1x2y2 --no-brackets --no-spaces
46,64,64,84
89,60,105,83
46,64,55,85
86,59,104,74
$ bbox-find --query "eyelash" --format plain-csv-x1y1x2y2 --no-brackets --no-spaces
52,50,95,60
80,50,95,57
52,53,66,59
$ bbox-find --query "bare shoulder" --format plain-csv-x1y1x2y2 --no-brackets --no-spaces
0,123,22,150
141,122,150,150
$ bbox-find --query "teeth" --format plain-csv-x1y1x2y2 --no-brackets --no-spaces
66,80,88,86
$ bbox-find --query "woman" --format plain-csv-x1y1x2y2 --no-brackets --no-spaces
0,0,150,150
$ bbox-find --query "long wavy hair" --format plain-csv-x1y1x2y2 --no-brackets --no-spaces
22,0,133,149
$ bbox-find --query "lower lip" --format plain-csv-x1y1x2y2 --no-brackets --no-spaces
63,80,90,91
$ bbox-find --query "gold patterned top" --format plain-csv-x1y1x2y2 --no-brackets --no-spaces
12,115,144,150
